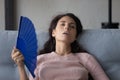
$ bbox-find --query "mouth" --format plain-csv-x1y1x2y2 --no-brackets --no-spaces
63,32,70,35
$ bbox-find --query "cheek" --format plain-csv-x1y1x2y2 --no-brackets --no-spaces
72,31,77,40
53,29,61,38
56,26,63,31
72,35,76,41
72,30,77,37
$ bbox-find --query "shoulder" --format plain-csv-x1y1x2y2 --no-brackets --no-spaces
75,52,93,59
75,52,97,65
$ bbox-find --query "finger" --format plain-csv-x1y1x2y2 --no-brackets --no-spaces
18,57,24,62
13,57,18,63
16,54,24,60
15,56,24,64
11,47,18,54
12,54,24,62
11,51,22,59
11,52,18,59
14,57,23,63
11,48,18,58
18,54,24,60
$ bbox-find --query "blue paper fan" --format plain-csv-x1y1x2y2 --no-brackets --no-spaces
16,16,38,78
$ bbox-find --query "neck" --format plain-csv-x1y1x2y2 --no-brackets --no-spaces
55,41,71,56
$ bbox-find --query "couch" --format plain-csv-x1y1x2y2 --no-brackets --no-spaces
0,29,120,80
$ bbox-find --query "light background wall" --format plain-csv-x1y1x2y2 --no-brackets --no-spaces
0,0,120,31
0,0,5,30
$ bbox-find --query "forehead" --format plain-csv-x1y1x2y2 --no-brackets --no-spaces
58,16,75,23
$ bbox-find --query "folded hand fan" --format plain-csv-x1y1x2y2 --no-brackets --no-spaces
16,16,38,78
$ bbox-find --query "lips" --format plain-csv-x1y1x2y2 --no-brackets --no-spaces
63,32,70,35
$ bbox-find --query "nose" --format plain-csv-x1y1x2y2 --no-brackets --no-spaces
64,24,70,30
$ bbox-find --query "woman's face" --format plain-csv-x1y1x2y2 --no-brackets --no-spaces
52,16,77,44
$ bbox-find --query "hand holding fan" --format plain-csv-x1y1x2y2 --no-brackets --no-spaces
16,16,38,78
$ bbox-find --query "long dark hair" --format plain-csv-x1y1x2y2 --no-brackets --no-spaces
39,13,86,54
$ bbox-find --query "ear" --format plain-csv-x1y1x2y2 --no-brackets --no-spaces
52,29,56,37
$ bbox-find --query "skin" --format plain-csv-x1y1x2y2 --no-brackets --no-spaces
11,16,77,80
11,47,29,80
52,16,77,56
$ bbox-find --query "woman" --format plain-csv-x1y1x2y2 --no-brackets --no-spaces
11,13,110,80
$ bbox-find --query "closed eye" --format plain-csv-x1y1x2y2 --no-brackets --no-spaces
60,23,65,26
70,25,76,28
69,23,76,29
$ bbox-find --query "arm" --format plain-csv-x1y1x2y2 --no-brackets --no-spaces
18,64,29,80
84,54,110,80
11,47,29,80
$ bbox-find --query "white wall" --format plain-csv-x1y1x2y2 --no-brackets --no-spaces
113,0,120,23
0,0,5,30
0,0,120,30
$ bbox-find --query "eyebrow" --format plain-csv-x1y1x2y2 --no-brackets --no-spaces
60,21,65,23
60,21,75,24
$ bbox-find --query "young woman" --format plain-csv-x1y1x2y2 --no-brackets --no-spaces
11,13,110,80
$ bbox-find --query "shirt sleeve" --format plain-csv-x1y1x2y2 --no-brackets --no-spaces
83,53,110,80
